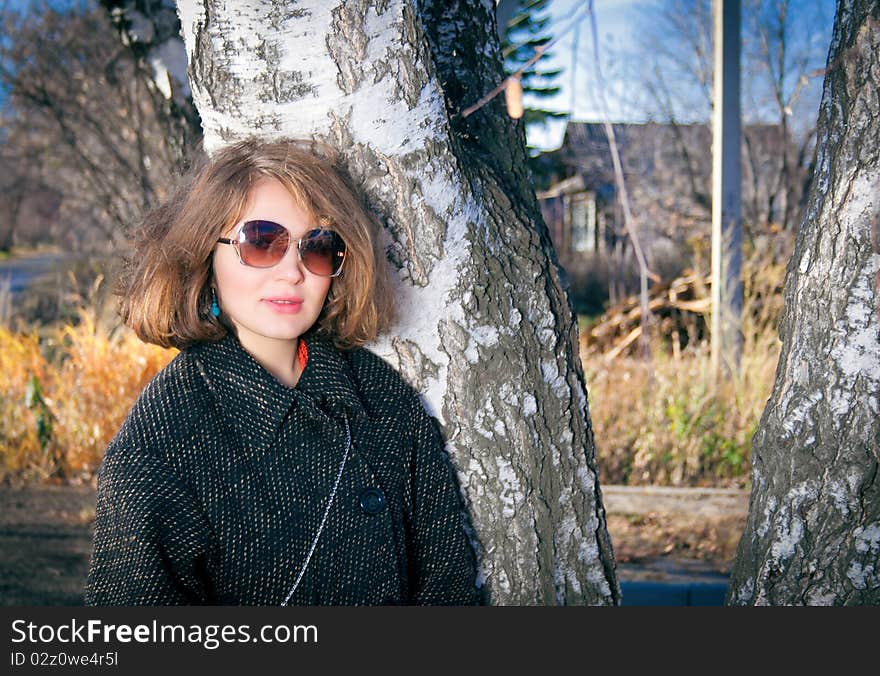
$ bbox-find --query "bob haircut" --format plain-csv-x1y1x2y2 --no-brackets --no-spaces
118,138,395,350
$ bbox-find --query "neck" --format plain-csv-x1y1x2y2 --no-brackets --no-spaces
236,332,302,388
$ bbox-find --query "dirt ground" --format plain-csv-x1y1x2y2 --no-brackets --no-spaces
601,485,748,582
0,483,96,605
607,512,747,583
0,483,748,605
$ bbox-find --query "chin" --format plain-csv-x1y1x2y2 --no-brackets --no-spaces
234,317,320,345
263,323,315,342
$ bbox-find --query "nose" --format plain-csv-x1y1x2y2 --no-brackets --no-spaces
273,240,306,282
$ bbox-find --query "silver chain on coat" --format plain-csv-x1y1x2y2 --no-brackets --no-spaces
280,415,351,606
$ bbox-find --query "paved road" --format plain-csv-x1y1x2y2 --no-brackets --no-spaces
0,484,95,605
602,485,749,518
0,251,71,297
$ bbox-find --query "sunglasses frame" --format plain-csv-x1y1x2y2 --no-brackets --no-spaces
217,220,347,278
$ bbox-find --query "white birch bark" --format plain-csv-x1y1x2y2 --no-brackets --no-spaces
174,0,619,604
728,0,880,605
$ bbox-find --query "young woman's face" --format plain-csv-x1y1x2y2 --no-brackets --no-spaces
212,177,332,353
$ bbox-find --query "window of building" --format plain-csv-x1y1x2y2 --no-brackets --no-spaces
570,192,596,252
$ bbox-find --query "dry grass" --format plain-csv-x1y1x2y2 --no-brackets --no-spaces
584,339,778,487
582,231,790,487
0,313,176,483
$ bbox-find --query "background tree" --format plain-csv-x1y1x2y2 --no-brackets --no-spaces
498,0,567,190
98,0,202,167
629,0,834,232
0,1,199,254
727,0,879,605
0,121,61,253
175,0,618,604
0,0,200,326
499,1,566,132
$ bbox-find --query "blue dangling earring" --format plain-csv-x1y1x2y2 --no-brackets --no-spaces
211,288,221,318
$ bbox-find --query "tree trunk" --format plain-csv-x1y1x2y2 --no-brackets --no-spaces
0,189,21,253
728,0,880,605
174,0,619,605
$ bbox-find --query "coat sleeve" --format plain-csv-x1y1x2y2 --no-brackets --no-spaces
406,395,481,605
84,442,214,606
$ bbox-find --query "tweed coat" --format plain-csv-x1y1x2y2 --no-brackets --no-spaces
84,328,480,606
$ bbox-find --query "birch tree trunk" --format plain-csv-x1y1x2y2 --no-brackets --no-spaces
728,0,880,605
174,0,619,605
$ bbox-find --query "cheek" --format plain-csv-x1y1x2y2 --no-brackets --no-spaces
212,250,245,298
316,278,333,304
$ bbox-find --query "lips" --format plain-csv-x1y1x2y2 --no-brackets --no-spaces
263,297,304,314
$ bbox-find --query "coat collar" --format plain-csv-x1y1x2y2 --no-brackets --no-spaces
189,328,366,453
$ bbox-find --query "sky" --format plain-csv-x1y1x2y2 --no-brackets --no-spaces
522,0,655,151
523,0,837,152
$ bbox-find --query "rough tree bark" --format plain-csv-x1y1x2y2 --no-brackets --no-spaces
174,0,619,604
728,0,880,605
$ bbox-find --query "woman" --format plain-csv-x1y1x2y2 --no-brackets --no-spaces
84,138,480,605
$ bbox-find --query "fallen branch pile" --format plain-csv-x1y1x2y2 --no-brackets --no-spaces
581,272,712,360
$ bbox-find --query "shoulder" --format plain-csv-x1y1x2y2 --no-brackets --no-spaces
105,348,213,463
343,345,420,405
341,344,438,432
136,348,206,410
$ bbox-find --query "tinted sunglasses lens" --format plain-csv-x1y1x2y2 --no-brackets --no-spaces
300,229,346,276
239,221,289,267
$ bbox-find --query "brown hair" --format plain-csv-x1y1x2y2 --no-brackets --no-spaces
118,138,395,350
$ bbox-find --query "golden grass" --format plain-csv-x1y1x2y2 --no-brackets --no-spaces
583,335,779,487
1,315,780,488
2,315,780,487
0,313,176,483
2,319,782,488
582,231,789,487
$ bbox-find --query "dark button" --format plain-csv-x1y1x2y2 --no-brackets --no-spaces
359,487,386,515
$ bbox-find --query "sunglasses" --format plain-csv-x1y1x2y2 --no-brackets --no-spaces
218,220,347,277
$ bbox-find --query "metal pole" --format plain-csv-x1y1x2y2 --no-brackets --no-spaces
711,0,743,382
